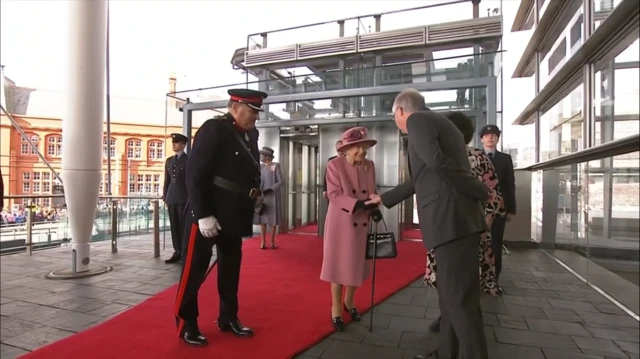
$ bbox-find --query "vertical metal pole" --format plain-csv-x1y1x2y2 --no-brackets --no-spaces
153,200,160,258
111,199,118,253
25,202,33,256
183,102,193,154
105,0,112,195
369,221,378,332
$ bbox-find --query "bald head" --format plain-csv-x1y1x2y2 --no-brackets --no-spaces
392,89,426,133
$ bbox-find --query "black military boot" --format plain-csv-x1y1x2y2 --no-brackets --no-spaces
165,252,181,264
428,316,441,333
180,323,208,347
217,319,253,337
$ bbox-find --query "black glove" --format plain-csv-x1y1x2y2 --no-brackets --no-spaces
353,200,367,212
354,200,377,213
371,209,383,223
263,188,273,195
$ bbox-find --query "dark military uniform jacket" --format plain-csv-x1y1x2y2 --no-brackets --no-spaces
185,113,260,237
163,153,188,205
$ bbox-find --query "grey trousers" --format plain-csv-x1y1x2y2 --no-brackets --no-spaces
433,233,488,359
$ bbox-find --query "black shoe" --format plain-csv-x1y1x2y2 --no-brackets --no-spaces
181,329,208,347
165,253,181,264
343,304,361,322
331,315,345,331
428,316,441,333
414,352,438,359
217,319,253,337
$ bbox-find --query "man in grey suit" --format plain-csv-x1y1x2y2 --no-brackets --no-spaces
367,89,493,359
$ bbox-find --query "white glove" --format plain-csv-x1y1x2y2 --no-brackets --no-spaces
198,216,222,238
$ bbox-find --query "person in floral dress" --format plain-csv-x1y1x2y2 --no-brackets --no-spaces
425,111,505,332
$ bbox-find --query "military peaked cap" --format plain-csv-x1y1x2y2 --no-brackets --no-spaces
228,89,268,111
479,125,501,138
170,133,188,143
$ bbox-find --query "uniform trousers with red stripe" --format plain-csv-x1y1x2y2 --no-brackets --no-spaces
174,222,243,333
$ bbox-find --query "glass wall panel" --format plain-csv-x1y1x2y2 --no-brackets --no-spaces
593,0,624,31
539,7,584,89
533,152,639,308
539,83,584,161
594,39,640,146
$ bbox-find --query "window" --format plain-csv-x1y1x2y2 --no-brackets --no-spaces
47,135,63,157
23,172,31,181
43,182,51,193
32,172,41,181
21,134,39,155
99,173,113,194
33,182,41,193
539,83,584,161
126,139,142,159
148,141,164,160
22,182,30,193
43,172,51,181
127,171,163,195
103,137,116,158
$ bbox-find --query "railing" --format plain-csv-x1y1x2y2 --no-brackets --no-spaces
518,134,640,171
0,195,167,258
169,50,503,109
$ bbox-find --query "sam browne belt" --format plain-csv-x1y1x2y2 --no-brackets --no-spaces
213,176,261,199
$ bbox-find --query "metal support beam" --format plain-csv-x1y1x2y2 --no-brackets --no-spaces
486,77,497,125
256,109,487,128
184,77,496,112
182,99,193,153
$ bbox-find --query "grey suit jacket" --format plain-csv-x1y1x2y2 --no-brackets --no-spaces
381,110,489,249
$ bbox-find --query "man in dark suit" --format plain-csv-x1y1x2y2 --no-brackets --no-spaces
322,140,343,200
479,124,516,281
163,133,189,264
368,89,492,359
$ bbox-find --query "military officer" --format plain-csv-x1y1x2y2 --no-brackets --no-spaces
174,88,267,347
163,133,189,264
479,124,516,282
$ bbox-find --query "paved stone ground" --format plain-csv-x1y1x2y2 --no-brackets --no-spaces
1,235,638,359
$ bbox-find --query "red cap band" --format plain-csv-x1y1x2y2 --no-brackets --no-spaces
230,95,262,104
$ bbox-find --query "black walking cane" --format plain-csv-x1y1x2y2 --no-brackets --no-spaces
368,211,383,332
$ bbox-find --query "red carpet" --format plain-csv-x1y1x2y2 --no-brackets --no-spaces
290,223,318,234
21,234,425,359
402,228,423,240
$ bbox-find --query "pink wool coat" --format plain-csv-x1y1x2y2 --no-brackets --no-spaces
320,156,377,287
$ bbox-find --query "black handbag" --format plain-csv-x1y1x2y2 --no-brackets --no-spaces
365,217,397,260
255,197,266,215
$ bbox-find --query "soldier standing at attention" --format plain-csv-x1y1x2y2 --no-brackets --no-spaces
163,133,189,264
174,88,267,347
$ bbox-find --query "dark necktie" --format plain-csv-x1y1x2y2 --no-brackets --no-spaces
488,153,494,159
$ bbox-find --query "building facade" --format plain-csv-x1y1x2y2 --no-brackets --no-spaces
510,0,639,288
0,115,187,208
0,73,200,209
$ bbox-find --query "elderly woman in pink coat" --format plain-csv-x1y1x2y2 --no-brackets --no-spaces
321,126,380,332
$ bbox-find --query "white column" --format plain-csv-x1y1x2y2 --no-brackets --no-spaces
61,0,108,273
